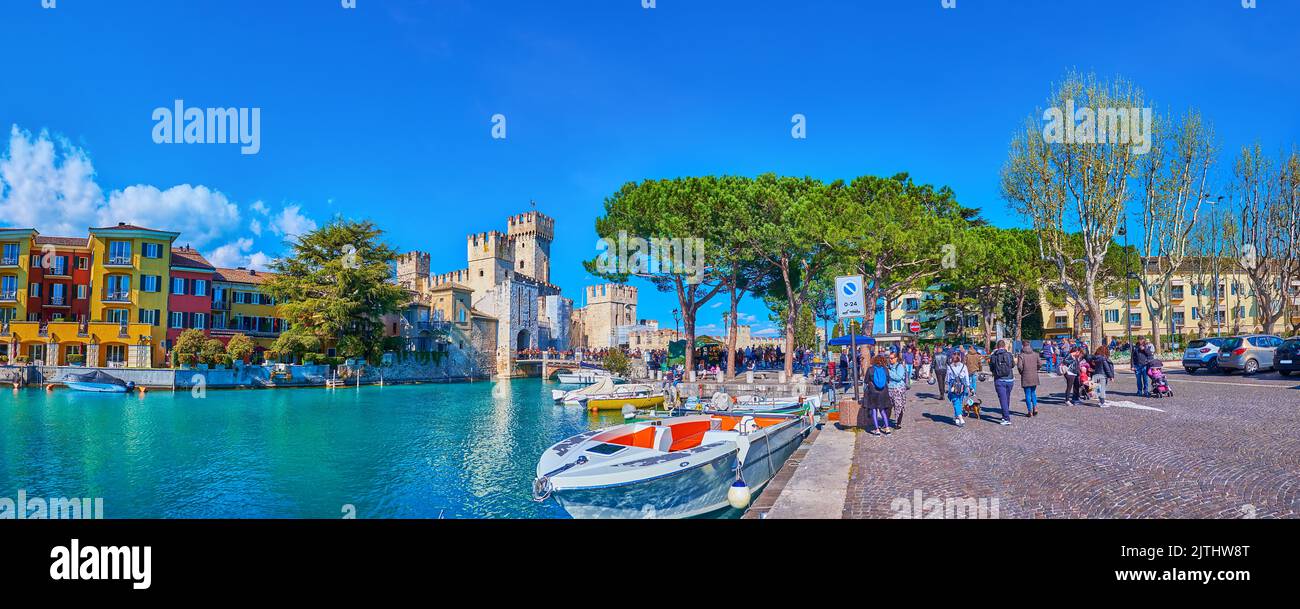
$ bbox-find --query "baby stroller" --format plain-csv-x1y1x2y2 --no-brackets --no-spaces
1148,363,1173,398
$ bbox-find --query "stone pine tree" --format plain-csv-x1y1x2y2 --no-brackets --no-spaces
586,177,727,373
264,219,407,362
741,174,837,376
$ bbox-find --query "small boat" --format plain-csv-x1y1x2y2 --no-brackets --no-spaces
555,369,625,385
586,393,664,412
63,370,135,393
552,378,657,405
683,392,822,415
532,407,812,519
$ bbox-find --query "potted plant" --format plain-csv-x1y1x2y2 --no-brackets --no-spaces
67,353,85,366
0,355,8,366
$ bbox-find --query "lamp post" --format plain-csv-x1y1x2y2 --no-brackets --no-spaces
1210,195,1224,338
672,308,680,341
1122,222,1134,345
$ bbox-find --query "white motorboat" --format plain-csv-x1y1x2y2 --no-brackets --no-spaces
684,392,823,414
532,407,813,518
551,378,656,405
555,369,625,385
63,370,135,393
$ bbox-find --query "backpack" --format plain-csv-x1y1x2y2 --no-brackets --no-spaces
870,365,888,391
990,350,1015,378
946,365,968,394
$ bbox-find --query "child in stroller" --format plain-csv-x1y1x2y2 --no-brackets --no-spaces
1147,360,1173,398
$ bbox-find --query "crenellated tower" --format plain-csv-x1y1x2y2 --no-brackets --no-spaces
507,211,554,285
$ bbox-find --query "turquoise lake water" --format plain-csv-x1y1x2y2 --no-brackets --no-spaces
0,379,673,519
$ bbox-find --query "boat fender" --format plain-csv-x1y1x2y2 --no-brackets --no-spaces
621,404,636,418
727,478,751,510
738,416,758,434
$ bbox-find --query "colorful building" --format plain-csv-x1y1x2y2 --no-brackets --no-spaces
210,266,286,352
166,246,217,349
0,224,287,368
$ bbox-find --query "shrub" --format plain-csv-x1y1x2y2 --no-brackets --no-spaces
67,353,85,365
225,333,255,363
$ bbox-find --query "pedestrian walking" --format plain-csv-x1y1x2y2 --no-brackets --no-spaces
887,352,909,430
1042,341,1055,375
989,340,1016,426
1017,342,1041,417
964,346,984,414
933,347,949,401
864,355,893,436
945,354,971,427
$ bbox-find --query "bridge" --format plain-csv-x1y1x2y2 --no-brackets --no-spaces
512,353,596,380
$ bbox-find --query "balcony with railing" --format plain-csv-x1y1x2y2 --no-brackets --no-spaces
104,256,133,267
47,296,68,307
0,291,16,302
103,292,131,303
0,257,17,267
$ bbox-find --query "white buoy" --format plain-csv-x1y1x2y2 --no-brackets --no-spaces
621,404,636,418
727,478,752,510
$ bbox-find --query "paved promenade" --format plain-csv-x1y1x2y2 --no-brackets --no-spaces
843,368,1299,518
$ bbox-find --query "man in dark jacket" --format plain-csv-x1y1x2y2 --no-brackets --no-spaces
989,340,1016,425
1132,338,1154,397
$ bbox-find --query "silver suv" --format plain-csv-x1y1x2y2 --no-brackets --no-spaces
1217,335,1284,375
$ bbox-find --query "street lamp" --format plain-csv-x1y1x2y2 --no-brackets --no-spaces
672,308,680,341
1209,195,1225,338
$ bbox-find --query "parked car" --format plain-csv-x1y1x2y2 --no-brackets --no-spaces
1182,337,1226,374
1217,334,1284,375
1275,337,1300,377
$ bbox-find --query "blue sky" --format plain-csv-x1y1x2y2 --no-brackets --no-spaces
2,0,1298,338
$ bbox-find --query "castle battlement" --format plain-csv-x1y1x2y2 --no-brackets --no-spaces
431,268,472,286
587,283,637,305
507,210,555,240
467,231,513,261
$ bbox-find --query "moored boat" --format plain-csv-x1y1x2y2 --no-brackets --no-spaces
62,370,135,393
555,369,625,385
532,407,812,518
586,393,664,412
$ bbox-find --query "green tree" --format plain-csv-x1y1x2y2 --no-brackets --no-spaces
586,177,729,373
173,328,207,366
200,338,227,366
602,349,630,376
271,327,323,363
265,219,407,362
741,174,837,375
225,333,255,363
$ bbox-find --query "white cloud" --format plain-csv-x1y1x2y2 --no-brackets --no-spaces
250,218,262,236
753,327,781,337
695,323,724,335
269,204,317,238
250,200,270,216
0,125,253,250
100,184,240,248
206,237,272,271
0,126,103,234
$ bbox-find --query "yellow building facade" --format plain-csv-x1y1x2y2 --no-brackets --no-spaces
887,262,1300,343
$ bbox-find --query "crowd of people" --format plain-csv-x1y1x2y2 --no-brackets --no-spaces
831,336,1165,435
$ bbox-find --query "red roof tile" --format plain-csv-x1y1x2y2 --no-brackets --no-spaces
213,267,274,285
171,247,215,270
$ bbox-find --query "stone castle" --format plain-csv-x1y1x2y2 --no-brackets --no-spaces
397,211,572,376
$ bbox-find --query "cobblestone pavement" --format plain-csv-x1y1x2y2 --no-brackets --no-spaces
843,366,1300,518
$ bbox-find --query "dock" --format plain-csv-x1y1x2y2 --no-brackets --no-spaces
744,420,856,519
